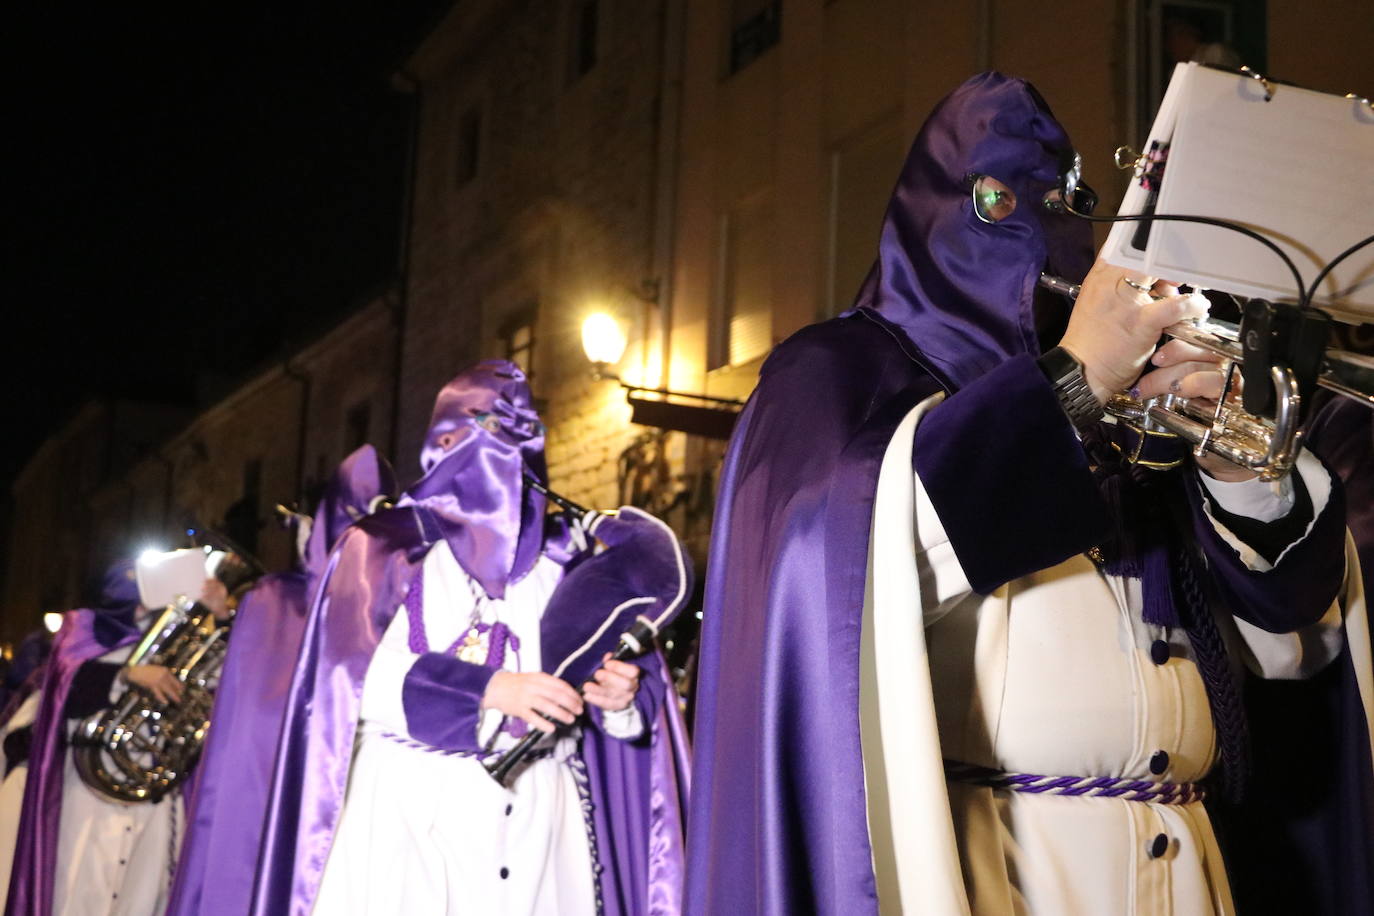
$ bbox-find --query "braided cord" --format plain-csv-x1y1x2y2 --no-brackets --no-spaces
945,762,1206,805
567,751,606,916
1173,541,1251,803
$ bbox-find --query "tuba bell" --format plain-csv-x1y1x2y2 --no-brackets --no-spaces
71,546,259,803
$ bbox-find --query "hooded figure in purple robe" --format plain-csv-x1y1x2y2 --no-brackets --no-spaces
166,444,399,916
685,71,1359,914
5,560,145,915
251,360,690,916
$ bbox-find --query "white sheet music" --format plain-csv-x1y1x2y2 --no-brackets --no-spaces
136,547,214,609
1103,63,1374,322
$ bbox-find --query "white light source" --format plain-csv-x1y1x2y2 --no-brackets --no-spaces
139,547,166,565
43,612,63,634
581,313,628,366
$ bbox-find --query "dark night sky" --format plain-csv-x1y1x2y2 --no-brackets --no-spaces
4,1,450,487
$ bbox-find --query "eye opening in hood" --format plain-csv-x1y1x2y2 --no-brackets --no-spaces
969,173,1019,223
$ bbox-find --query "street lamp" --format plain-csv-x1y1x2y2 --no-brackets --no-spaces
581,312,628,370
43,612,63,634
578,313,744,439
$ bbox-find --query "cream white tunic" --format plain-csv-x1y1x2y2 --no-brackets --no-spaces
52,643,183,916
861,398,1344,916
316,542,641,916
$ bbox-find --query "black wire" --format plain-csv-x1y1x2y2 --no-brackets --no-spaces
1304,234,1374,308
1054,198,1310,307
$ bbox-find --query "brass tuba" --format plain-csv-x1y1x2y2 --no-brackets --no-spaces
72,548,258,803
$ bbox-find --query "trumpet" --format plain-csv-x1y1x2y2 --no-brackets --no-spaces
1036,273,1374,479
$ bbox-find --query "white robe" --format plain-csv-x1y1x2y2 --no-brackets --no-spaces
316,542,642,915
52,642,183,916
861,397,1357,916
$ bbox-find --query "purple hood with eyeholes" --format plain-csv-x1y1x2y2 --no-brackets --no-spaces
853,70,1094,393
401,359,548,599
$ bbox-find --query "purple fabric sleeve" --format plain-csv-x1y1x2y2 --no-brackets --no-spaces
912,353,1111,594
400,652,497,752
1187,463,1347,634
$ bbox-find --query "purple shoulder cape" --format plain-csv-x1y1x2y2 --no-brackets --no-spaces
5,610,141,916
165,572,310,916
250,505,689,915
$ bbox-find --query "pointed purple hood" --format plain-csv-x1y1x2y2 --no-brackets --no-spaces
400,359,547,599
303,444,399,577
853,71,1094,392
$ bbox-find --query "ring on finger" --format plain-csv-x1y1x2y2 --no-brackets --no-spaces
1119,276,1163,300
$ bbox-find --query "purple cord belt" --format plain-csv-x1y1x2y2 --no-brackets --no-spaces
945,761,1206,805
379,731,558,764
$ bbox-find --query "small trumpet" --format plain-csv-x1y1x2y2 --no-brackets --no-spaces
1037,273,1374,479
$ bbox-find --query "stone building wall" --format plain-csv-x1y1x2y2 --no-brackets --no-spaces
397,0,671,512
1,294,398,644
3,400,189,644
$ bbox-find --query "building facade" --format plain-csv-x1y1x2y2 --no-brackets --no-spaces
1,294,399,643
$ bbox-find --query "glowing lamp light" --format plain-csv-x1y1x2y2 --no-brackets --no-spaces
139,547,166,566
581,313,628,367
43,612,63,634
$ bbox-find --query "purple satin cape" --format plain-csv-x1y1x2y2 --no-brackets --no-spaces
583,652,691,916
685,312,944,915
1213,398,1374,916
164,572,310,916
168,444,397,916
5,609,141,916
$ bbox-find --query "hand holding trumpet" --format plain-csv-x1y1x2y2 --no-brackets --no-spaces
1058,259,1256,481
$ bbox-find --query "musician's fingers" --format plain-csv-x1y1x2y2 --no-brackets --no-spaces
524,708,558,733
599,659,641,680
1136,364,1227,401
1151,279,1181,298
152,681,177,705
1150,340,1219,368
582,683,616,709
532,679,583,718
1174,369,1227,401
584,683,635,712
1137,292,1209,333
593,667,637,695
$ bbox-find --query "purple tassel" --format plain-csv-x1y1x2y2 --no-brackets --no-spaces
1140,543,1180,628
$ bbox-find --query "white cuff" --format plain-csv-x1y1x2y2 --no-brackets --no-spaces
599,704,645,740
1197,469,1293,523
